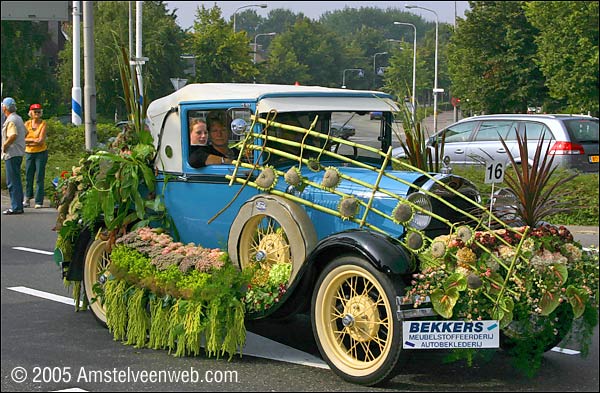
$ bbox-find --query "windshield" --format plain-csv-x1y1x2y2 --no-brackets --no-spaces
563,118,599,143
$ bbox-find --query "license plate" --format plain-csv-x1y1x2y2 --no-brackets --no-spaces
589,155,599,163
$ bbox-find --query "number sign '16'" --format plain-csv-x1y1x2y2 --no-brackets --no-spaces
485,160,505,184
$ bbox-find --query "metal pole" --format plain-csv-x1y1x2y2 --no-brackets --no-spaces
393,22,417,123
135,1,143,104
71,1,82,126
433,15,439,134
83,1,96,150
128,1,133,59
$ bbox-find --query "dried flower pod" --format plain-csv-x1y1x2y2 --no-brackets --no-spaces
467,274,483,289
430,241,447,258
307,158,321,172
392,202,413,224
406,230,425,252
255,166,277,191
338,196,359,220
284,166,303,186
321,167,341,190
456,226,474,244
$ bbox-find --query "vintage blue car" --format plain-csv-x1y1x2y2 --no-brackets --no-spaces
79,83,481,385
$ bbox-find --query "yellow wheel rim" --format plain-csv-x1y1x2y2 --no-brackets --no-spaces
84,239,110,324
316,265,393,376
239,215,291,269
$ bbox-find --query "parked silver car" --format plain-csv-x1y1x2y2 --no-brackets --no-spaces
393,114,599,172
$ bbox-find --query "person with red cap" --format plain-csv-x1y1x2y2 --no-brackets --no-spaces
23,103,48,209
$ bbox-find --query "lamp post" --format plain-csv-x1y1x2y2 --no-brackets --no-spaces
341,68,364,89
372,52,388,89
253,32,276,64
405,4,439,133
233,3,267,32
393,22,417,122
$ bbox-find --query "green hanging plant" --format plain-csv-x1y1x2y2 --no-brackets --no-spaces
125,286,149,348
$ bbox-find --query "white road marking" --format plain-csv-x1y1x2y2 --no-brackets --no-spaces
7,286,75,306
13,247,54,255
52,389,88,392
6,285,329,369
551,347,580,355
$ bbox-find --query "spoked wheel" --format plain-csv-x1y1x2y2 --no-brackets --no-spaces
229,195,317,286
83,238,111,326
312,255,404,386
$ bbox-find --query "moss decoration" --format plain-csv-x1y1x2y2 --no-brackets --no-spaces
255,166,278,191
338,196,359,220
321,167,342,190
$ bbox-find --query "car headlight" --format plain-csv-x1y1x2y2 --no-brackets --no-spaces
407,192,432,230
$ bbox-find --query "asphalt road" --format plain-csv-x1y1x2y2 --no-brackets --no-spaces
1,188,599,392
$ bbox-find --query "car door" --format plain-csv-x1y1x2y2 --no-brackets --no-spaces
519,120,555,166
465,120,518,164
159,104,259,249
438,120,478,165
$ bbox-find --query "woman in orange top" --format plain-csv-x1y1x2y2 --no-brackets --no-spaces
23,103,48,208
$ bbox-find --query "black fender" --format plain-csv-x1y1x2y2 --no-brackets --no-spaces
263,229,416,319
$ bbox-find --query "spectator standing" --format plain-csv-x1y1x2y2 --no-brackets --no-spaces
1,97,26,215
23,103,48,208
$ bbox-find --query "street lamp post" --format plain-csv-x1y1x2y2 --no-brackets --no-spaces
405,4,439,133
372,52,388,89
341,68,364,89
393,22,417,122
253,32,276,64
233,3,267,32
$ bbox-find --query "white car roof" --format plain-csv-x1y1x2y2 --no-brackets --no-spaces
147,83,399,129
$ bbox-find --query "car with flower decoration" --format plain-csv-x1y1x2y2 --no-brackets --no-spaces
54,83,598,387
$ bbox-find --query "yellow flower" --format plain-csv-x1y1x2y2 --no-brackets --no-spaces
456,247,477,266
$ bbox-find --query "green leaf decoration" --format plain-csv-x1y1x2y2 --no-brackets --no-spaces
444,272,467,292
565,285,589,319
431,287,460,319
550,263,568,286
538,290,561,316
493,297,514,327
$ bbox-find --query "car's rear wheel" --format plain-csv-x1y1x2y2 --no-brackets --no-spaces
83,238,111,327
312,255,404,386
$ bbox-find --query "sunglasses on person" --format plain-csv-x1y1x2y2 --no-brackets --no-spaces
33,110,42,114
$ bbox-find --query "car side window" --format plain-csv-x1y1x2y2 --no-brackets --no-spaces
521,121,554,140
443,121,477,143
474,121,518,141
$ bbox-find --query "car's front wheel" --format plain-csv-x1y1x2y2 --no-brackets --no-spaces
311,255,405,386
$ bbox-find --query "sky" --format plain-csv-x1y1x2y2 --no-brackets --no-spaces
165,1,470,30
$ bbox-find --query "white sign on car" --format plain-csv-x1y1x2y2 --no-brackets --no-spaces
402,320,500,349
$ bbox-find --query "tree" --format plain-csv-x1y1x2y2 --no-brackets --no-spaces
447,1,546,114
524,1,599,115
1,21,61,115
56,1,185,121
184,5,256,83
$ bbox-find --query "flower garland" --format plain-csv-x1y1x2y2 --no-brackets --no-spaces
406,224,599,374
98,227,292,359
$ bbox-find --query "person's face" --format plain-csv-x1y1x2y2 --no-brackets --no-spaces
190,122,208,145
209,122,228,146
31,109,43,118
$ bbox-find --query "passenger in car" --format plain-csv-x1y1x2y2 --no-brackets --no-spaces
189,118,208,155
189,117,238,167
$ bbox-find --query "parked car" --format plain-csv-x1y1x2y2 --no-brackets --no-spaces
69,84,484,386
392,114,599,172
330,122,356,139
